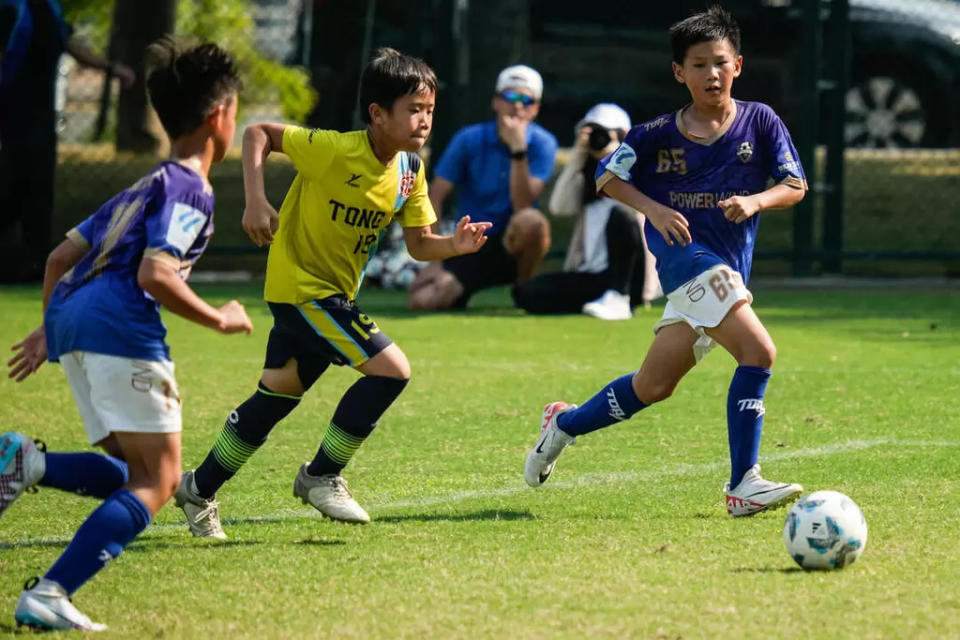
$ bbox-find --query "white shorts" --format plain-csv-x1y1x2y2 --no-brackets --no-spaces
653,264,753,363
60,351,182,445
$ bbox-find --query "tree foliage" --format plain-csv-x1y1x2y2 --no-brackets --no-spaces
176,0,315,121
62,0,316,122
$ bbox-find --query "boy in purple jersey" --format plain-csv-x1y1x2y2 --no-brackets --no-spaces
2,41,250,631
525,6,808,517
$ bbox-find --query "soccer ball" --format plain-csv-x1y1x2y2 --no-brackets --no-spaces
783,490,867,570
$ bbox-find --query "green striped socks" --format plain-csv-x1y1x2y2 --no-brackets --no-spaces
317,422,366,470
211,422,260,473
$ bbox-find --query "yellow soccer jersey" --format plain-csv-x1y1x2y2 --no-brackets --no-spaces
264,127,436,303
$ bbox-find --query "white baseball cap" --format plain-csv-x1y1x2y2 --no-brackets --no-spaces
495,65,543,101
576,103,632,133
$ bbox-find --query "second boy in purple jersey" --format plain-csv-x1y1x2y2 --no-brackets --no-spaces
3,42,251,630
525,6,808,517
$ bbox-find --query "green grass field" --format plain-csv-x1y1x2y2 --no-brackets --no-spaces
1,283,958,638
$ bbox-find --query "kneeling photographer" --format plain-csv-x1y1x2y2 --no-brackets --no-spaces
513,104,660,319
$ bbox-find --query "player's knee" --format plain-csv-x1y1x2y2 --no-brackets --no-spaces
388,358,412,380
635,374,676,404
261,360,304,396
741,340,776,369
642,381,676,404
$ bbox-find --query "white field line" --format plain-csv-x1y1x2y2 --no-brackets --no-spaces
7,439,957,546
162,438,957,530
362,438,959,511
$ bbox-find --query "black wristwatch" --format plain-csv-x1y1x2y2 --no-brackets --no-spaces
510,149,528,161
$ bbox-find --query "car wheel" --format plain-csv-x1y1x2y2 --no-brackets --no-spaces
844,75,927,148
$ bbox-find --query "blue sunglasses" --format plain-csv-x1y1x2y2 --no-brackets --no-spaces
499,90,537,106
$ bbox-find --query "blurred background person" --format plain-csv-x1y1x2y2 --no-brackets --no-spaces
0,0,133,283
408,64,557,310
513,103,660,320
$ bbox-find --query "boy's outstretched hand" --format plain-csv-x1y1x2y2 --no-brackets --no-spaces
452,216,492,255
8,326,47,382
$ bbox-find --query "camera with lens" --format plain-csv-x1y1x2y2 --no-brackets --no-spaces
587,124,612,152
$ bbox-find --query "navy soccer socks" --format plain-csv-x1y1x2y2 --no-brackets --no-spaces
307,375,408,477
727,365,772,488
44,488,151,595
41,452,128,499
556,373,647,436
193,382,301,499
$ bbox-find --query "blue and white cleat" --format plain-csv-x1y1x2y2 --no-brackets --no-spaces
15,577,107,632
524,402,577,487
0,432,46,518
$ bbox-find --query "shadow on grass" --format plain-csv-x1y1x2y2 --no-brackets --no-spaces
376,509,534,524
126,539,261,552
0,622,26,634
0,540,69,550
221,515,319,527
296,537,347,546
732,566,804,574
0,538,263,552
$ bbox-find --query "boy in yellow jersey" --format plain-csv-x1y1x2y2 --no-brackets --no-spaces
174,48,491,533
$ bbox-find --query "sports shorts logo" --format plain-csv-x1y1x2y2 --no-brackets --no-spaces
736,398,765,416
606,388,628,421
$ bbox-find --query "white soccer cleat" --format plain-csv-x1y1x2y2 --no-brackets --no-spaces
294,464,370,524
582,290,632,321
724,464,803,517
524,402,577,487
15,577,107,632
0,431,46,518
174,470,227,539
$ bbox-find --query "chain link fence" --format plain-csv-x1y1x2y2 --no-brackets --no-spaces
33,0,960,279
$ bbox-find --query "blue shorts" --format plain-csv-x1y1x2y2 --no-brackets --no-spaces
265,297,393,389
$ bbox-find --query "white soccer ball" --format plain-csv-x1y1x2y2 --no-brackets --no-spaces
783,490,867,570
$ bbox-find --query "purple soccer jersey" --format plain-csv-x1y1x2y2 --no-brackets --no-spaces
46,162,215,362
597,100,806,294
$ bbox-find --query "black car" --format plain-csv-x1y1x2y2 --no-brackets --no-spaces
528,0,960,148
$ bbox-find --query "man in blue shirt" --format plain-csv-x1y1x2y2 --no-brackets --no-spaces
409,64,558,309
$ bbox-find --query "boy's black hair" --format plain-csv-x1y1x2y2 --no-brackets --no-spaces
358,47,437,124
146,40,242,140
669,5,741,64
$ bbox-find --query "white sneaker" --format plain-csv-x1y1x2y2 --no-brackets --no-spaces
0,432,46,518
524,402,577,487
15,577,106,632
724,464,803,517
293,464,370,524
174,470,227,539
582,290,632,320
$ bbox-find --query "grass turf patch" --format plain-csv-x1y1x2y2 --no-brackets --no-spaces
1,284,958,638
